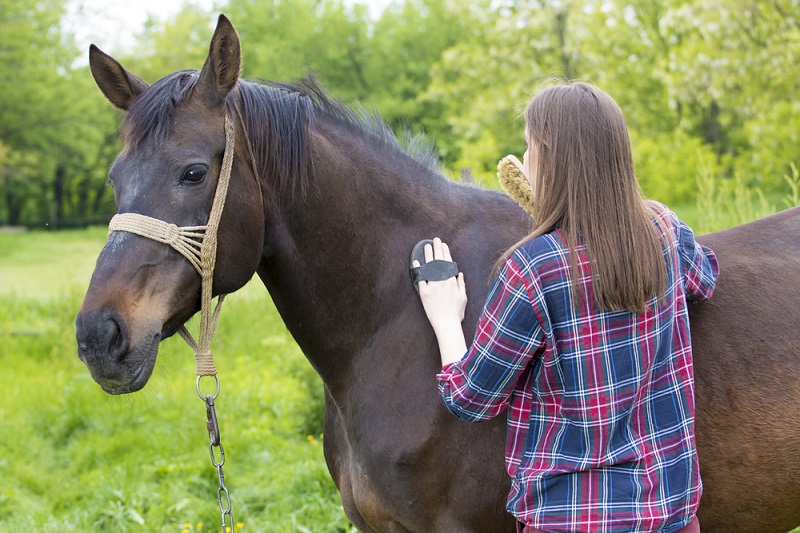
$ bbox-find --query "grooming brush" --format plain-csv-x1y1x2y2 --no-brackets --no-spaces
497,155,535,218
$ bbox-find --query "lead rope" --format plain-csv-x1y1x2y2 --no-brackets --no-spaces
108,113,239,533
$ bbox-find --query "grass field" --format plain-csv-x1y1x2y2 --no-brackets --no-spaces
1,190,798,532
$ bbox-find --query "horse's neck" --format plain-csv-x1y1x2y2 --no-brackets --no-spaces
257,122,462,392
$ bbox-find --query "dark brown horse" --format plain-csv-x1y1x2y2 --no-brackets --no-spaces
76,15,800,533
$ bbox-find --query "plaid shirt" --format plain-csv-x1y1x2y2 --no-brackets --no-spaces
437,208,719,532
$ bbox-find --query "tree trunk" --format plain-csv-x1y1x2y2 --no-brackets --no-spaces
3,171,23,226
703,100,723,160
77,171,90,217
555,8,574,80
51,164,65,230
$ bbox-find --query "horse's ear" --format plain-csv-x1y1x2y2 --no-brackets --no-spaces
89,45,149,111
196,14,241,106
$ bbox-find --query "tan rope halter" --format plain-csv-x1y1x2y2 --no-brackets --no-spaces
108,113,239,377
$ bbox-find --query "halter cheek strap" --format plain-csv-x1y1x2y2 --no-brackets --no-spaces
107,113,237,377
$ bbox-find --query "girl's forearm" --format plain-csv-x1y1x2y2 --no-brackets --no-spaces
432,320,468,367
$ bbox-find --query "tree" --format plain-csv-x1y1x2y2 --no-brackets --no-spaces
121,4,216,81
2,0,797,225
660,0,800,187
220,0,372,96
421,1,588,184
0,0,118,226
0,0,69,224
0,142,39,225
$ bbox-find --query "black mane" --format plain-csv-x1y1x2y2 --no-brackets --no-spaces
274,76,441,171
122,72,442,203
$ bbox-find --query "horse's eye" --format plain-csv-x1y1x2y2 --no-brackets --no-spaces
181,164,208,184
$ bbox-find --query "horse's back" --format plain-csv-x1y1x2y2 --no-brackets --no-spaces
700,204,800,259
691,206,800,532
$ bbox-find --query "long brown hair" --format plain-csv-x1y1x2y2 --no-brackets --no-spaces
500,81,667,313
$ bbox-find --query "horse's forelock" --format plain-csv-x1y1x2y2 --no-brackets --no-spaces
121,70,199,149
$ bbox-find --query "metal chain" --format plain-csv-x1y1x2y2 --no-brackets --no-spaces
197,376,234,533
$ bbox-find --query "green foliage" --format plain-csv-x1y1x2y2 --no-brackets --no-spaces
420,0,800,200
122,5,216,82
0,141,41,225
2,0,800,226
0,0,119,227
693,163,777,234
633,130,719,205
217,0,371,97
783,162,800,209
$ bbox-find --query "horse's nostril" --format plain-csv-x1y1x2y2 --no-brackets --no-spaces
105,312,129,361
77,309,130,363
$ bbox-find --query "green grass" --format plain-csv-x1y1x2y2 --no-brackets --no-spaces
0,226,107,300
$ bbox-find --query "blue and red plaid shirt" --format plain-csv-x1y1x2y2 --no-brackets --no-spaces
437,207,719,532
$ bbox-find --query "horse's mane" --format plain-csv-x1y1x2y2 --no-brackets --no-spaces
273,75,441,171
121,71,442,203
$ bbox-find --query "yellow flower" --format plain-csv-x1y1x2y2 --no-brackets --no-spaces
183,523,192,528
197,523,203,530
181,530,189,533
236,523,244,531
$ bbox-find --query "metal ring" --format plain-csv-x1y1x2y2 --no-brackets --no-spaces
218,486,232,512
210,442,226,467
196,374,220,400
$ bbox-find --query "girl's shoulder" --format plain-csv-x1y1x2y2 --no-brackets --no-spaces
645,200,683,243
514,230,570,269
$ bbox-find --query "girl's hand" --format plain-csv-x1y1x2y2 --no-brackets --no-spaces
412,238,467,333
506,153,528,180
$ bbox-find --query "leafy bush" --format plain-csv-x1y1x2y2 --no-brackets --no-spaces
633,130,719,206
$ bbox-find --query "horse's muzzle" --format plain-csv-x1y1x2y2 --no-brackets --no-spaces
75,308,158,394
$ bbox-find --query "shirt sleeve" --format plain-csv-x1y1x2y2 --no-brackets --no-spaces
675,216,720,302
436,250,546,422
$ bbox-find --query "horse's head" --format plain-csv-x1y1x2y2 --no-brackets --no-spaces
76,15,264,393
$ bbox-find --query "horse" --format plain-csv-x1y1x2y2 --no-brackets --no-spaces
76,15,800,533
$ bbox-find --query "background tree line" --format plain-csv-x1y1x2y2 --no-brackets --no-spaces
1,0,798,229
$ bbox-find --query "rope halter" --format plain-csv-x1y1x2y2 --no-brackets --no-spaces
107,113,238,377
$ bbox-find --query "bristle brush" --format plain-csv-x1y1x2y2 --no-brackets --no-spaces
497,155,535,218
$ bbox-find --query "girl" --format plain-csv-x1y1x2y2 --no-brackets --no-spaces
411,82,719,532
